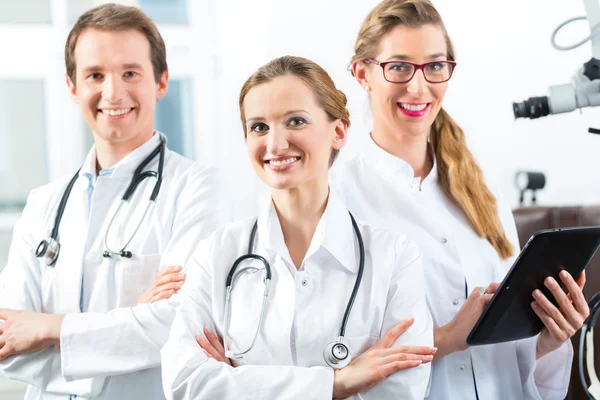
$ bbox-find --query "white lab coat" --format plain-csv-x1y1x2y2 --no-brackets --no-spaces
0,133,230,400
161,191,433,400
330,134,573,400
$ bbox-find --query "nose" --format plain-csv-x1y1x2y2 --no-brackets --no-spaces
406,69,427,96
266,126,289,155
102,74,125,103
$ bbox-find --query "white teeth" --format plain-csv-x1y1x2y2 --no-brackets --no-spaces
399,103,428,112
101,108,132,116
269,157,299,167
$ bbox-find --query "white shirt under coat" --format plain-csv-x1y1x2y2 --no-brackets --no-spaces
161,191,433,400
330,134,573,400
0,133,230,400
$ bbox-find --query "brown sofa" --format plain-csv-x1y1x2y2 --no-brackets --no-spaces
512,205,600,400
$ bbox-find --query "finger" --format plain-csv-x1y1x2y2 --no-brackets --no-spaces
373,319,414,349
533,288,573,335
379,360,423,377
381,352,434,365
201,348,215,359
204,328,226,358
0,309,13,320
542,277,581,328
559,270,589,320
480,293,494,307
469,287,484,298
154,281,185,294
531,301,572,342
486,282,501,294
154,271,186,287
377,345,437,357
155,266,182,278
148,289,176,303
196,336,223,361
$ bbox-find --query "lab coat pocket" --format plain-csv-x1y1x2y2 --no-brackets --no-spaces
115,253,162,307
345,335,379,358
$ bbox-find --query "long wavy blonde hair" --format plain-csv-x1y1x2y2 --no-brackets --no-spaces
352,0,513,259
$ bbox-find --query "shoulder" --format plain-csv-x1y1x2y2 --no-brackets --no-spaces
357,218,421,276
191,217,257,269
165,150,220,183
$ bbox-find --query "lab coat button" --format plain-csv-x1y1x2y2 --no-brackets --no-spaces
459,364,466,371
440,237,448,244
452,299,459,306
301,279,308,286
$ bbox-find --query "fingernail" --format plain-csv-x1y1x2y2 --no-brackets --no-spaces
178,273,186,278
414,360,422,365
425,355,434,360
545,277,554,287
533,289,541,299
531,301,537,308
560,270,568,278
431,347,438,352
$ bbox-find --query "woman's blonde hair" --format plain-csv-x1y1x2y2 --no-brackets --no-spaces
239,56,350,166
353,0,513,259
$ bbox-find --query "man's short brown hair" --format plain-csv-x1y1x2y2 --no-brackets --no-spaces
65,3,167,85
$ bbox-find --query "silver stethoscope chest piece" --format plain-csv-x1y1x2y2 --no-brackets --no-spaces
324,339,351,368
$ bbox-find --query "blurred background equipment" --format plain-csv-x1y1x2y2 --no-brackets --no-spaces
515,171,546,206
512,0,600,136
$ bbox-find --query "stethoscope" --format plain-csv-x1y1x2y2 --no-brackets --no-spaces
35,137,165,266
222,211,365,369
579,292,600,399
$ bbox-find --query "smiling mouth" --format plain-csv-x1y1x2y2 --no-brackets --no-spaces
264,156,301,169
397,102,430,117
98,108,135,116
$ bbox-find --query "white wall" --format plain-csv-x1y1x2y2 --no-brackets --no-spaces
214,0,600,221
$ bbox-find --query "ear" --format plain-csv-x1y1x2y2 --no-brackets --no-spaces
351,60,372,92
66,74,79,103
331,119,348,151
156,69,169,100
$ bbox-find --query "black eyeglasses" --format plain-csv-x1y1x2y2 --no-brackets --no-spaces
364,59,457,83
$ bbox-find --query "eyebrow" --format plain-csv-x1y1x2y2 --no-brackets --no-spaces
246,109,310,124
81,63,145,75
385,53,447,61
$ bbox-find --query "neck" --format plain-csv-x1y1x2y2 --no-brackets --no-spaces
94,130,155,174
371,121,433,180
272,176,329,270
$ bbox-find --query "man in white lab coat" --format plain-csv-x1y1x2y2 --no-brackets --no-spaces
0,4,229,399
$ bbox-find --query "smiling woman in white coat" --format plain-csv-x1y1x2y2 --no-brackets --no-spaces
0,4,229,400
331,1,590,399
161,55,435,400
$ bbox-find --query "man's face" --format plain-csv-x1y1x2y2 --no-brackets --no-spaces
67,28,168,145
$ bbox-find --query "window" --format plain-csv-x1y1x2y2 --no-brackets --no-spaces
0,0,51,24
68,0,188,25
0,80,48,212
156,78,194,157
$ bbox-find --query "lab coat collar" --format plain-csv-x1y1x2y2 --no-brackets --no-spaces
257,189,358,273
364,133,438,190
79,132,165,180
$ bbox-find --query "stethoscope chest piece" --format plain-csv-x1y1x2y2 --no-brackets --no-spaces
36,237,61,267
324,340,351,369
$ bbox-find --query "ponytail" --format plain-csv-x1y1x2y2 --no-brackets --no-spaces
431,108,513,259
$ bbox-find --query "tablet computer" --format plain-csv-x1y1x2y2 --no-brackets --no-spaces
467,226,600,346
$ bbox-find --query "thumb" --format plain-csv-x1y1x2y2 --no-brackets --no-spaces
373,318,414,349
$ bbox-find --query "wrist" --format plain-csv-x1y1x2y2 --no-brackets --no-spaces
536,335,559,360
332,369,349,399
434,323,462,359
42,314,65,346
